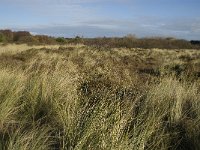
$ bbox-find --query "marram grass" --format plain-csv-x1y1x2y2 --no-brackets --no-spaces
0,44,200,150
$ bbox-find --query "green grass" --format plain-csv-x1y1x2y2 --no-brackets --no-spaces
0,44,200,149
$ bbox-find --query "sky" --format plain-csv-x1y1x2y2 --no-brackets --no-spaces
0,0,200,40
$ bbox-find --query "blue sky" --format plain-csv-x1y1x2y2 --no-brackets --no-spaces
0,0,200,40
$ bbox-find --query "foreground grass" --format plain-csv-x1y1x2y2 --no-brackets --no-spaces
0,44,200,150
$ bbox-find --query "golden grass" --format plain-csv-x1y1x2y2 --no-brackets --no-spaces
0,43,85,55
0,44,200,149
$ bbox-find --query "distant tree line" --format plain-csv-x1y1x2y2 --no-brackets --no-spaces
0,29,57,44
190,40,200,45
0,29,200,49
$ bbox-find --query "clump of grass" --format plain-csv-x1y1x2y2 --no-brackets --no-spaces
146,77,200,150
6,127,52,150
0,69,25,133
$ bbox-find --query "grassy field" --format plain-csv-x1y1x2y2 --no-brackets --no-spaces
0,43,200,150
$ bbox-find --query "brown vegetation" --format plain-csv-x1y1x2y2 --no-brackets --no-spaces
0,30,200,49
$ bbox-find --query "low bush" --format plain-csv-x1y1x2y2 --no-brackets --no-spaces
56,37,66,43
0,33,6,42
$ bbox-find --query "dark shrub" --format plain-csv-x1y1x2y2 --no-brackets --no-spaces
0,33,6,42
190,40,200,45
0,29,13,42
71,36,84,44
13,31,31,42
34,35,56,44
56,37,66,43
17,35,39,44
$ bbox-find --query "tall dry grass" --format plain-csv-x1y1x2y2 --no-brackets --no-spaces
0,44,200,149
